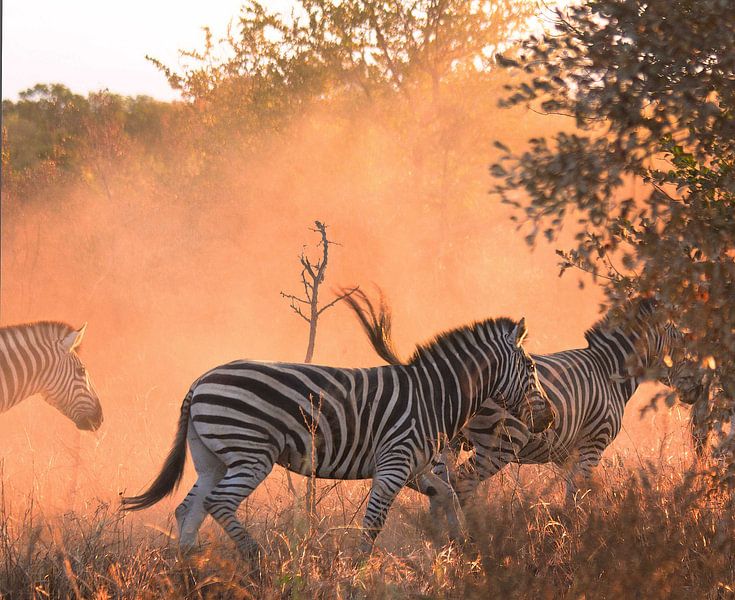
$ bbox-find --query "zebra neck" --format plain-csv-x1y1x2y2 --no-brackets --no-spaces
413,349,488,441
0,322,72,414
589,332,643,403
0,363,48,413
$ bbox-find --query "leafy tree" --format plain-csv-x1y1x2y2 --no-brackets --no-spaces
148,0,538,132
2,85,176,198
491,0,734,478
2,84,89,173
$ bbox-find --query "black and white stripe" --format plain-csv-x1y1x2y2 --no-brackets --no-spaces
122,314,553,557
0,321,102,431
354,298,683,505
451,300,683,504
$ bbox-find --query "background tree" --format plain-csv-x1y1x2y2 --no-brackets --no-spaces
281,220,358,364
280,220,358,517
491,0,734,480
145,0,540,210
2,85,175,198
151,0,538,113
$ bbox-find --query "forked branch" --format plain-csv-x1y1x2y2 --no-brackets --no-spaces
280,220,359,363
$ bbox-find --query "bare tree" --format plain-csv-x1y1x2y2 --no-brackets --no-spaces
280,220,358,518
280,220,358,363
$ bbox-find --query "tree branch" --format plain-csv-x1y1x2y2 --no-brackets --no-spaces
318,286,360,316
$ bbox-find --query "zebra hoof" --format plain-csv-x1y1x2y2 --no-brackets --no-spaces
239,541,263,563
351,540,376,568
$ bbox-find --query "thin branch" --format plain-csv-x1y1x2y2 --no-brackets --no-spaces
301,254,317,279
318,286,360,316
292,305,311,322
301,272,313,301
562,260,618,281
280,292,309,305
527,105,583,120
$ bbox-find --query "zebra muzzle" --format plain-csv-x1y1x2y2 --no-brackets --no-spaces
524,396,555,433
76,414,103,431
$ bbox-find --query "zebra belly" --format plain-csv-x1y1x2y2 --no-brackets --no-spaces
276,437,376,480
516,429,575,465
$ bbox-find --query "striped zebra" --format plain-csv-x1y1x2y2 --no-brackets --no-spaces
0,321,102,430
122,314,554,558
350,296,685,505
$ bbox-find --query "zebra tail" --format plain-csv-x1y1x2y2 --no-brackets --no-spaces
342,287,404,365
121,389,193,511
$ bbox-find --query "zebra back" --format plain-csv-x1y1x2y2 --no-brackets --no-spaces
344,288,552,434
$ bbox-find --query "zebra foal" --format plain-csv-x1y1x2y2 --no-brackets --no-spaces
0,321,102,430
122,314,553,558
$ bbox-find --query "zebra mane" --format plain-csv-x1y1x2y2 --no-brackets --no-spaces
583,298,658,347
407,317,519,366
343,287,521,366
0,321,76,345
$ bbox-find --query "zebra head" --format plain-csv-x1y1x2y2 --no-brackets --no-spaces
630,307,712,410
664,351,707,407
44,323,103,431
648,319,705,404
670,360,708,406
497,318,555,434
614,300,691,387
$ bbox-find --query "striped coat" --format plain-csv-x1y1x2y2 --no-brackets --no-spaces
122,315,553,557
351,297,683,504
0,321,102,430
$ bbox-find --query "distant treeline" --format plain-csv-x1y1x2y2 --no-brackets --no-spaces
2,0,535,203
3,85,177,176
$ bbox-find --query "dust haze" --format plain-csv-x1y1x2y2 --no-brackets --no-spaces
0,83,693,522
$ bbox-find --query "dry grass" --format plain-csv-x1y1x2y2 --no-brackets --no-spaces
1,456,733,600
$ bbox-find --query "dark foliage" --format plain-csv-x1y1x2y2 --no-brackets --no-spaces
491,0,735,482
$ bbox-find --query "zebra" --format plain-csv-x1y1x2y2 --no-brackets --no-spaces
0,321,102,430
684,374,735,458
350,295,686,505
121,313,554,558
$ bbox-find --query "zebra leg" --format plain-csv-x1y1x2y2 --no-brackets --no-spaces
450,453,508,507
203,460,275,559
359,463,412,554
449,416,533,506
175,427,227,552
563,463,581,506
564,446,602,506
407,470,467,543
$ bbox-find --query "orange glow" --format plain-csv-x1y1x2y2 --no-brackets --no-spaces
0,83,692,523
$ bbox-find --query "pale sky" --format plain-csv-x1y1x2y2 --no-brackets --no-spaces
2,1,291,101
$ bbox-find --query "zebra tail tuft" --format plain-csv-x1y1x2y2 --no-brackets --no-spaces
121,389,193,511
342,287,404,365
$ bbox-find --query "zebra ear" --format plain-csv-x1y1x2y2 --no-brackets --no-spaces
510,317,528,348
61,323,87,352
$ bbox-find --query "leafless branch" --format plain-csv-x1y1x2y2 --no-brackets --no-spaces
318,286,360,316
280,292,309,305
281,220,360,363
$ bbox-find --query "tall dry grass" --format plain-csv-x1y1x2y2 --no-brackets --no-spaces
1,452,732,599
